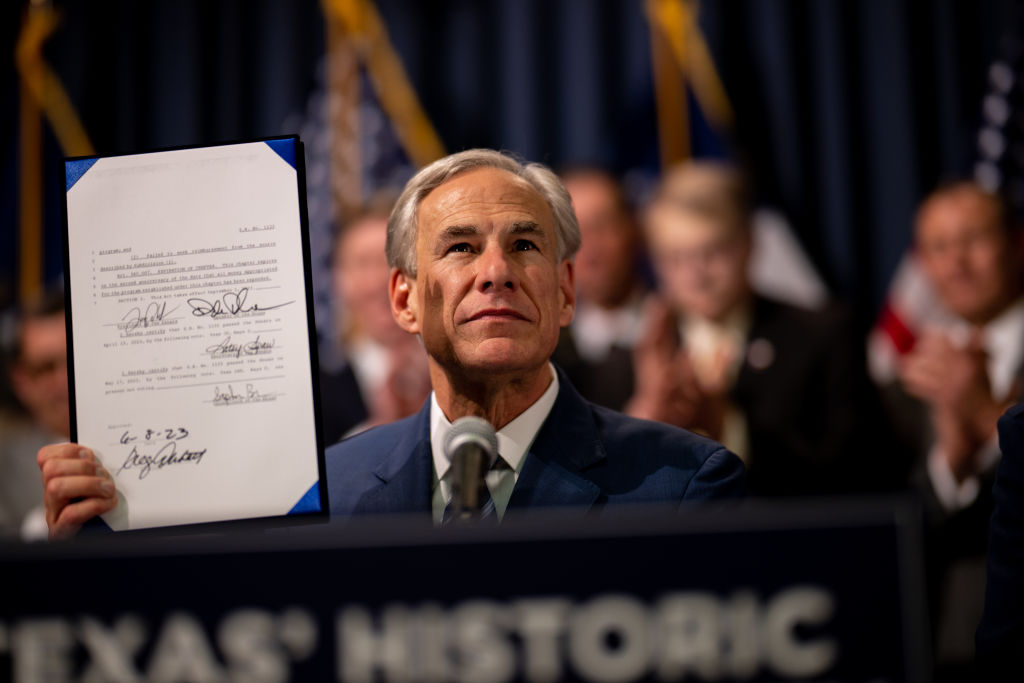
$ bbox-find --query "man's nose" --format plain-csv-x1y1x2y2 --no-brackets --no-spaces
477,243,519,292
944,243,970,270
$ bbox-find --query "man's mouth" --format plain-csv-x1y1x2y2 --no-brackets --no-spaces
467,308,529,322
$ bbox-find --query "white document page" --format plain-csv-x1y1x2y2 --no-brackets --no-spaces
65,139,322,530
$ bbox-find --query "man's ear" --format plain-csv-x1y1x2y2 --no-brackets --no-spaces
8,365,29,404
557,259,576,328
389,268,420,334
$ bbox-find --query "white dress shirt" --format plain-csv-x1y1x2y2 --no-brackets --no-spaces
679,307,752,462
928,296,1024,511
430,365,560,522
571,290,648,363
346,337,389,408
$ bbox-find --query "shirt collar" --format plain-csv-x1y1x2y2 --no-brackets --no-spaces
430,364,560,482
679,303,752,385
940,296,1024,400
572,288,648,361
679,302,752,340
346,337,389,397
979,296,1024,399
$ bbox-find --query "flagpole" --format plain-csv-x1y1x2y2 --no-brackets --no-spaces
15,0,47,305
321,0,445,173
15,0,95,304
646,0,734,169
647,0,691,168
326,0,364,224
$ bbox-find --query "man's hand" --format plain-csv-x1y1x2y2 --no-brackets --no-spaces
628,297,692,422
899,329,1005,481
900,330,992,409
38,443,117,540
930,405,982,483
625,296,727,438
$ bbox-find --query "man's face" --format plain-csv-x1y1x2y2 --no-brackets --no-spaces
391,167,575,380
564,173,638,308
333,215,405,345
11,313,70,438
647,208,750,323
916,189,1021,325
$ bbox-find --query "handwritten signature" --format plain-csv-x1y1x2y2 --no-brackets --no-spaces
205,335,276,359
116,441,206,480
120,301,178,332
187,288,293,319
213,383,276,405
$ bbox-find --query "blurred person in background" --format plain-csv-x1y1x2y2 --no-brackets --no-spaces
552,167,649,410
0,289,70,539
628,160,884,497
884,181,1024,676
319,194,431,444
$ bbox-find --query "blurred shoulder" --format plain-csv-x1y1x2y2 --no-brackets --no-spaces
589,402,740,472
592,402,718,450
754,295,852,328
584,402,746,499
751,295,857,348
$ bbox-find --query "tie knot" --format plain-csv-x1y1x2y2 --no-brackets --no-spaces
443,452,506,524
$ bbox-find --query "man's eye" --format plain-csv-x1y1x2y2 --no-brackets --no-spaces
513,239,537,251
446,243,472,254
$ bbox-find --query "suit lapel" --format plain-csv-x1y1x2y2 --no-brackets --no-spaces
353,402,433,515
733,295,770,395
352,370,607,516
508,368,604,513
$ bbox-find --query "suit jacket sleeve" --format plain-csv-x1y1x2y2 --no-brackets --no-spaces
684,444,747,500
976,402,1024,671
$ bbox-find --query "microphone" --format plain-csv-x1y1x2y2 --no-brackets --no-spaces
444,416,498,521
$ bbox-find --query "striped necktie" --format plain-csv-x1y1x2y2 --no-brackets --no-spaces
443,456,508,524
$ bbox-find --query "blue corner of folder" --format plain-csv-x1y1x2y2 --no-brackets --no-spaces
66,158,100,192
265,138,297,170
288,481,322,515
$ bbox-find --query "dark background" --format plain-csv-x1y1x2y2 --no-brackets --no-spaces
3,0,1023,330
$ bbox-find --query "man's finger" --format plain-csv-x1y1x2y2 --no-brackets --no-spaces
37,443,93,468
899,363,944,401
41,457,109,481
44,475,115,511
51,496,118,541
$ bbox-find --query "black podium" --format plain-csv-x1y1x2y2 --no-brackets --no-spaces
0,498,928,682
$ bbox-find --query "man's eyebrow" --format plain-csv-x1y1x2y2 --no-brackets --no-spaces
508,221,544,236
439,225,479,239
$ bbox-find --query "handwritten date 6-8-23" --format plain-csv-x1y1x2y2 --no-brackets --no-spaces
120,428,189,444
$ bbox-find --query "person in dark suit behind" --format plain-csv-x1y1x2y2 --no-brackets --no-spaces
0,289,71,538
327,149,745,521
883,181,1024,675
627,160,887,497
36,149,744,536
551,167,649,411
319,196,431,445
976,402,1024,678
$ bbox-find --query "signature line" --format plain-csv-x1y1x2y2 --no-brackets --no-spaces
153,376,287,391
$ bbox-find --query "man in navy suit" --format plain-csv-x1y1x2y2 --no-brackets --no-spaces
325,149,744,521
38,149,744,535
